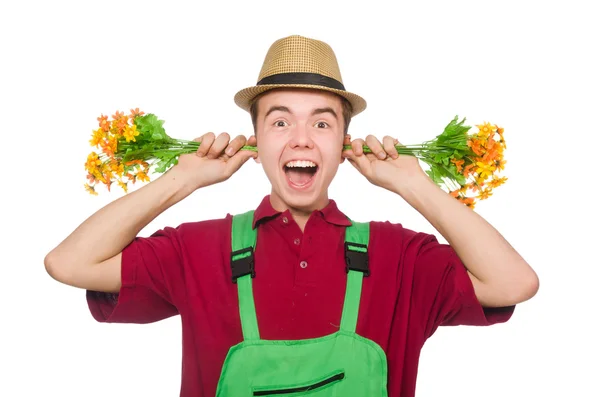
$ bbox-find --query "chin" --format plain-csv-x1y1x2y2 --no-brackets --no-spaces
273,179,329,213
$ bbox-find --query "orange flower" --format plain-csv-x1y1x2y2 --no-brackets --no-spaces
98,114,110,132
467,139,484,156
468,182,481,193
451,158,465,172
460,196,475,209
125,172,137,184
494,158,506,171
487,176,508,188
125,160,140,166
99,136,117,158
130,108,145,119
495,125,506,148
463,164,475,177
482,147,499,163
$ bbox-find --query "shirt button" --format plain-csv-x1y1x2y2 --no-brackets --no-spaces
282,216,289,224
294,238,300,245
300,260,308,269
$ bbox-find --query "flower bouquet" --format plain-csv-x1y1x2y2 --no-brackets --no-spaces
84,109,507,208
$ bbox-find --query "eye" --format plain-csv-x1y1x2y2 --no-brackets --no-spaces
274,120,287,127
316,121,329,128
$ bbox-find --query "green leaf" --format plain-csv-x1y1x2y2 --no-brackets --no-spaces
435,116,471,144
134,114,171,142
154,154,179,173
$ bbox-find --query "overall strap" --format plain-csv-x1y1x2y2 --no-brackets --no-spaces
231,210,260,341
340,220,370,333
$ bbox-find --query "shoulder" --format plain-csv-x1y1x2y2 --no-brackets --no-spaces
141,213,235,249
367,219,438,254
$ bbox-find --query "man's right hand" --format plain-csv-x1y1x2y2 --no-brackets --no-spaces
44,132,258,293
172,132,258,191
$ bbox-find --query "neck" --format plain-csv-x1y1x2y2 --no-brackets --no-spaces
289,208,311,233
269,192,330,233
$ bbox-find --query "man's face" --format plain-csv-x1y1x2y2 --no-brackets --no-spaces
255,88,346,213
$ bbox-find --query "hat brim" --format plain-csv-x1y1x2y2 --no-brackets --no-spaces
234,84,367,117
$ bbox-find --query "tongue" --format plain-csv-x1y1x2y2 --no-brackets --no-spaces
286,168,314,186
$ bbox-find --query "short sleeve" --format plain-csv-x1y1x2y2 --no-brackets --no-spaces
86,226,183,324
412,235,515,339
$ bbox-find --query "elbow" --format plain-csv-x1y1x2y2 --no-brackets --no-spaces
510,271,540,305
44,251,70,284
44,251,59,281
524,272,540,300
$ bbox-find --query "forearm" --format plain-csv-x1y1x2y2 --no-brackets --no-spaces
46,167,194,268
394,173,539,307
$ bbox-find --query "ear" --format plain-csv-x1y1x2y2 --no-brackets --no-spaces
340,133,351,163
254,156,261,164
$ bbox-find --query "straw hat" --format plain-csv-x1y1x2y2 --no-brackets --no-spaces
234,35,366,117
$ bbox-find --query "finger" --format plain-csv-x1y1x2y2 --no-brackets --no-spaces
225,134,248,157
365,135,386,160
197,132,215,157
351,138,366,156
247,135,257,147
207,132,231,159
225,147,258,175
383,135,399,159
344,138,372,173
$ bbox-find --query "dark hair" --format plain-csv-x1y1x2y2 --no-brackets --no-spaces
249,89,353,135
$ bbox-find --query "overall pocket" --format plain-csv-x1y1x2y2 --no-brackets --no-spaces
252,371,345,396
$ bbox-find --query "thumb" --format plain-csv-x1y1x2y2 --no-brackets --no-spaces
225,148,258,175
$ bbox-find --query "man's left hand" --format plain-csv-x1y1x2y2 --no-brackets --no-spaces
342,134,428,194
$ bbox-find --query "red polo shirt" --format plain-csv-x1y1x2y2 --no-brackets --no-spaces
87,195,514,396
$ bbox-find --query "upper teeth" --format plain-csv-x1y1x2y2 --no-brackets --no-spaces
286,160,317,168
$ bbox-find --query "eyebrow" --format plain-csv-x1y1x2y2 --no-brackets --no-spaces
264,106,339,120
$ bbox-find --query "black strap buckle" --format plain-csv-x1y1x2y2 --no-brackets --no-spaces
345,242,370,276
231,246,255,283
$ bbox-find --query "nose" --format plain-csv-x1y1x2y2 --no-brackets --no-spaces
288,123,314,149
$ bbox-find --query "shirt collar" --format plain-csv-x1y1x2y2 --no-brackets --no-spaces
252,195,352,229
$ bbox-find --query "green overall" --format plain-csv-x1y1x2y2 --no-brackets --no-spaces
215,211,388,396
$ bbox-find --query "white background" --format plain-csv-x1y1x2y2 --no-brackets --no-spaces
1,0,598,396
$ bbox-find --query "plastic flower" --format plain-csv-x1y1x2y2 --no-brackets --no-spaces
83,111,508,209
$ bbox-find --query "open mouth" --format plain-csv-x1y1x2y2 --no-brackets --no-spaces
283,160,319,188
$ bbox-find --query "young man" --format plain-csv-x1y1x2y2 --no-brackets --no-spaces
45,35,538,396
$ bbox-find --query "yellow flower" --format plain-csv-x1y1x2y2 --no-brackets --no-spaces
84,184,98,196
476,122,496,138
477,188,493,200
476,161,495,179
85,152,102,173
123,124,140,142
136,171,150,182
117,180,128,193
89,128,105,147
